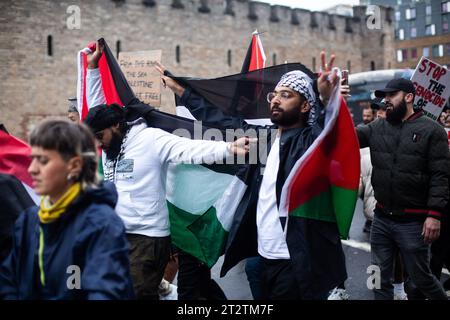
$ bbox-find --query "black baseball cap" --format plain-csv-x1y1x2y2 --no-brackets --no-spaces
374,78,416,98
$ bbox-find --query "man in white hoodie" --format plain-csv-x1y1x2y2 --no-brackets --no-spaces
84,43,252,300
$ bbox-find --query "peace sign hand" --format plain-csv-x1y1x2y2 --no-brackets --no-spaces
317,51,339,105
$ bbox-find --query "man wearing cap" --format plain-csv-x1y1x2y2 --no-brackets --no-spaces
158,52,346,300
83,47,252,300
67,97,79,123
356,78,450,300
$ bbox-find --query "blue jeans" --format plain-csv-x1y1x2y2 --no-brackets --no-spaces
370,210,447,300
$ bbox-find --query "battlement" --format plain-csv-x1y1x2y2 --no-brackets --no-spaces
110,0,394,35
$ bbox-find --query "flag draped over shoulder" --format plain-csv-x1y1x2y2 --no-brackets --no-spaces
279,88,360,239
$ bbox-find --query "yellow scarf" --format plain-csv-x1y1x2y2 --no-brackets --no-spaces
37,183,81,224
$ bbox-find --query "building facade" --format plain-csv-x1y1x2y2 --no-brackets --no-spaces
361,0,450,68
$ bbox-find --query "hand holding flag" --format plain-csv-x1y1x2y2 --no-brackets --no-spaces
87,40,104,69
155,62,186,97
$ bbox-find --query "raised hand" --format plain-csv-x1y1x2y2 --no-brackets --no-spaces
154,62,185,97
87,40,104,69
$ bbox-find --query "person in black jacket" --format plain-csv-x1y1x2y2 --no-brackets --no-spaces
356,78,449,300
0,120,134,299
157,52,345,300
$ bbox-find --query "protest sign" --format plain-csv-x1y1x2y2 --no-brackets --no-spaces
411,56,450,121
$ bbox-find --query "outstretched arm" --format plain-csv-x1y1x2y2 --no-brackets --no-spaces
153,127,256,165
155,62,258,131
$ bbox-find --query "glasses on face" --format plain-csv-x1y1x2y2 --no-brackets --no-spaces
266,91,297,103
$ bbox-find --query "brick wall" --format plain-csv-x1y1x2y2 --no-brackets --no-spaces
0,0,395,139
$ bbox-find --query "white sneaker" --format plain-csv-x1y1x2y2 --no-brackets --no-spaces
327,287,350,300
393,292,408,300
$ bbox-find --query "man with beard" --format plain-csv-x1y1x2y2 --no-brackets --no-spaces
361,105,375,125
356,78,450,300
83,45,252,300
157,52,346,300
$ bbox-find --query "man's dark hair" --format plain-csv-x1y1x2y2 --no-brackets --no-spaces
83,103,128,134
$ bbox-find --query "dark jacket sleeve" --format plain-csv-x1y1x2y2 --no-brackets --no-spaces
426,126,450,217
79,208,134,300
179,87,260,131
0,212,27,300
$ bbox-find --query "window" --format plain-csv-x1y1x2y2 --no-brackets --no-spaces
402,49,408,61
312,57,316,72
370,61,375,71
176,45,180,63
442,1,450,13
425,24,436,35
405,8,416,20
227,50,232,67
395,11,401,21
47,35,53,56
446,43,450,55
397,49,403,62
398,28,405,39
423,47,430,57
443,15,449,33
432,45,444,57
347,61,351,73
425,5,431,16
411,27,417,38
411,47,418,59
272,53,277,66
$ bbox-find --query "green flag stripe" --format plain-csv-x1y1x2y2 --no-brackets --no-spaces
168,201,228,268
290,186,357,239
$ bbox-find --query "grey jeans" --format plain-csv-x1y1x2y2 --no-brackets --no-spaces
370,209,447,300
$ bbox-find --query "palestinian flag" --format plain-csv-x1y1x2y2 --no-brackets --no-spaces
167,32,267,266
279,87,360,239
0,128,38,260
77,39,246,267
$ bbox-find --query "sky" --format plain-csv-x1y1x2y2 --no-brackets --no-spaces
258,0,360,11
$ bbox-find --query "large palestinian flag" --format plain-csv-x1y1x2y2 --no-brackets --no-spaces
167,32,268,267
77,39,248,267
